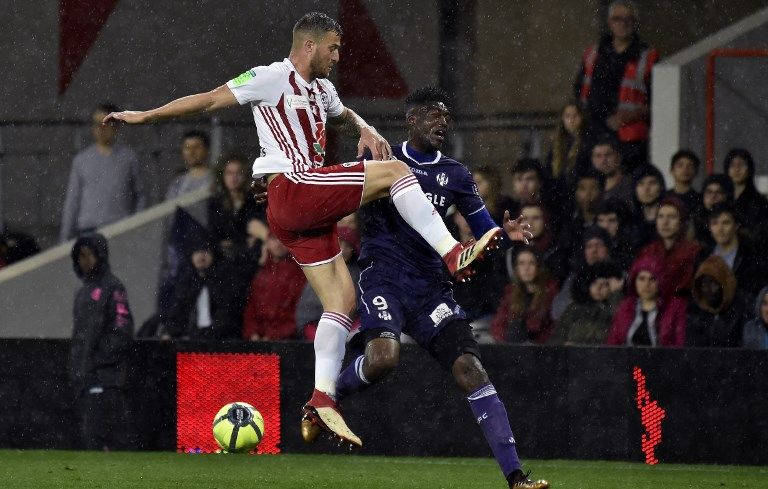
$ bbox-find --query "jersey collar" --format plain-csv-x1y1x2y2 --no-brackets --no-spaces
402,142,442,165
284,58,314,88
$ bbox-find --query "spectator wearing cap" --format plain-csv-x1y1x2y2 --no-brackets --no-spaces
692,174,734,246
723,148,768,250
686,255,751,347
595,197,636,270
742,286,768,349
606,255,687,347
631,164,666,250
491,246,559,344
633,195,701,301
550,261,623,345
668,150,702,218
163,233,241,339
551,225,620,320
697,202,765,299
242,232,307,341
295,225,361,341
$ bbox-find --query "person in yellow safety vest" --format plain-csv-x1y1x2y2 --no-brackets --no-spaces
573,0,659,173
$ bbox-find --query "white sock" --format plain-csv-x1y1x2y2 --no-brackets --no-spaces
391,174,459,256
314,312,353,396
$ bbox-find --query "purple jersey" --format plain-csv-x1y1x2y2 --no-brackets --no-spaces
359,142,487,278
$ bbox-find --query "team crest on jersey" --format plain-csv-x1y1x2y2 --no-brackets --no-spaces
436,173,449,186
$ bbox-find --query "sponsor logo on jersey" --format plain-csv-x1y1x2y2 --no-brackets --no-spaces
410,167,428,176
230,69,256,87
429,303,453,325
285,94,310,110
378,311,393,321
436,173,449,186
424,192,446,207
379,331,396,339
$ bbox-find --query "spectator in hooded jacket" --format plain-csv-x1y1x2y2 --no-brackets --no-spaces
69,233,134,450
631,164,666,250
697,202,765,299
686,255,751,347
742,286,768,349
551,261,623,345
723,148,768,250
595,197,636,270
667,149,701,218
634,195,701,301
491,246,559,344
242,233,307,341
164,234,242,340
692,174,734,246
607,255,687,347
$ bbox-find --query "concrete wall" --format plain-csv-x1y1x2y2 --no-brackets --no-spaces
0,189,208,338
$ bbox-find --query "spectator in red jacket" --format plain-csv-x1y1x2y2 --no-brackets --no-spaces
633,195,701,301
607,254,687,346
242,233,307,341
491,246,559,344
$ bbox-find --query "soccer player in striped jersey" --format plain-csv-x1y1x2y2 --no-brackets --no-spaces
332,87,549,488
103,12,501,448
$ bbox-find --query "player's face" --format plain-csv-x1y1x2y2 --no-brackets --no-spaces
656,205,681,240
410,103,451,151
597,212,619,237
514,251,538,284
223,160,246,192
78,246,98,276
635,176,662,205
671,157,697,185
182,137,210,169
310,31,341,79
709,213,738,246
635,270,659,301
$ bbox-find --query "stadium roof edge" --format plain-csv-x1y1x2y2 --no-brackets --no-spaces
660,6,768,66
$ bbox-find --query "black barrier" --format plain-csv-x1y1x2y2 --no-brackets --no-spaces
0,339,766,464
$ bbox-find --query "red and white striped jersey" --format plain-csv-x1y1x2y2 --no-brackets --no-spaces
226,58,345,177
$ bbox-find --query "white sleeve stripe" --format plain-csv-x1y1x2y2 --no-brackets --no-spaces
466,205,487,216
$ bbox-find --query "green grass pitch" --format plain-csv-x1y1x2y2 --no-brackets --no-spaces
1,450,764,489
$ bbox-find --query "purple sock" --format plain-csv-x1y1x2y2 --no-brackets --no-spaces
467,383,522,477
336,355,370,402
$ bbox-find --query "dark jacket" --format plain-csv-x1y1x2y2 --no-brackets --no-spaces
69,234,133,396
742,286,768,349
164,260,241,339
686,256,751,347
697,241,766,299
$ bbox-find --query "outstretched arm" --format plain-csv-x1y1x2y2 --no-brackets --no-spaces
329,107,392,160
103,84,239,124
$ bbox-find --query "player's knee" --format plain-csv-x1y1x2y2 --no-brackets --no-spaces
452,353,489,394
363,340,400,382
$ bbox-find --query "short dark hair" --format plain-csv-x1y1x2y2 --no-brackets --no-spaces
591,134,621,154
707,202,739,224
405,86,450,112
670,149,701,171
294,12,342,38
595,197,629,223
575,166,606,190
181,130,210,149
511,158,545,182
96,102,121,114
723,147,756,180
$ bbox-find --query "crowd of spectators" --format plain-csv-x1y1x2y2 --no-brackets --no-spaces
45,0,768,352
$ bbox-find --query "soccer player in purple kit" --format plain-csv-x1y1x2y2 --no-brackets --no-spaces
329,87,549,488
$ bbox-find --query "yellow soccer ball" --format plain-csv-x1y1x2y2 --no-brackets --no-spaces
212,402,264,453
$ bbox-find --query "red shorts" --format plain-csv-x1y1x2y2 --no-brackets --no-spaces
266,162,366,266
